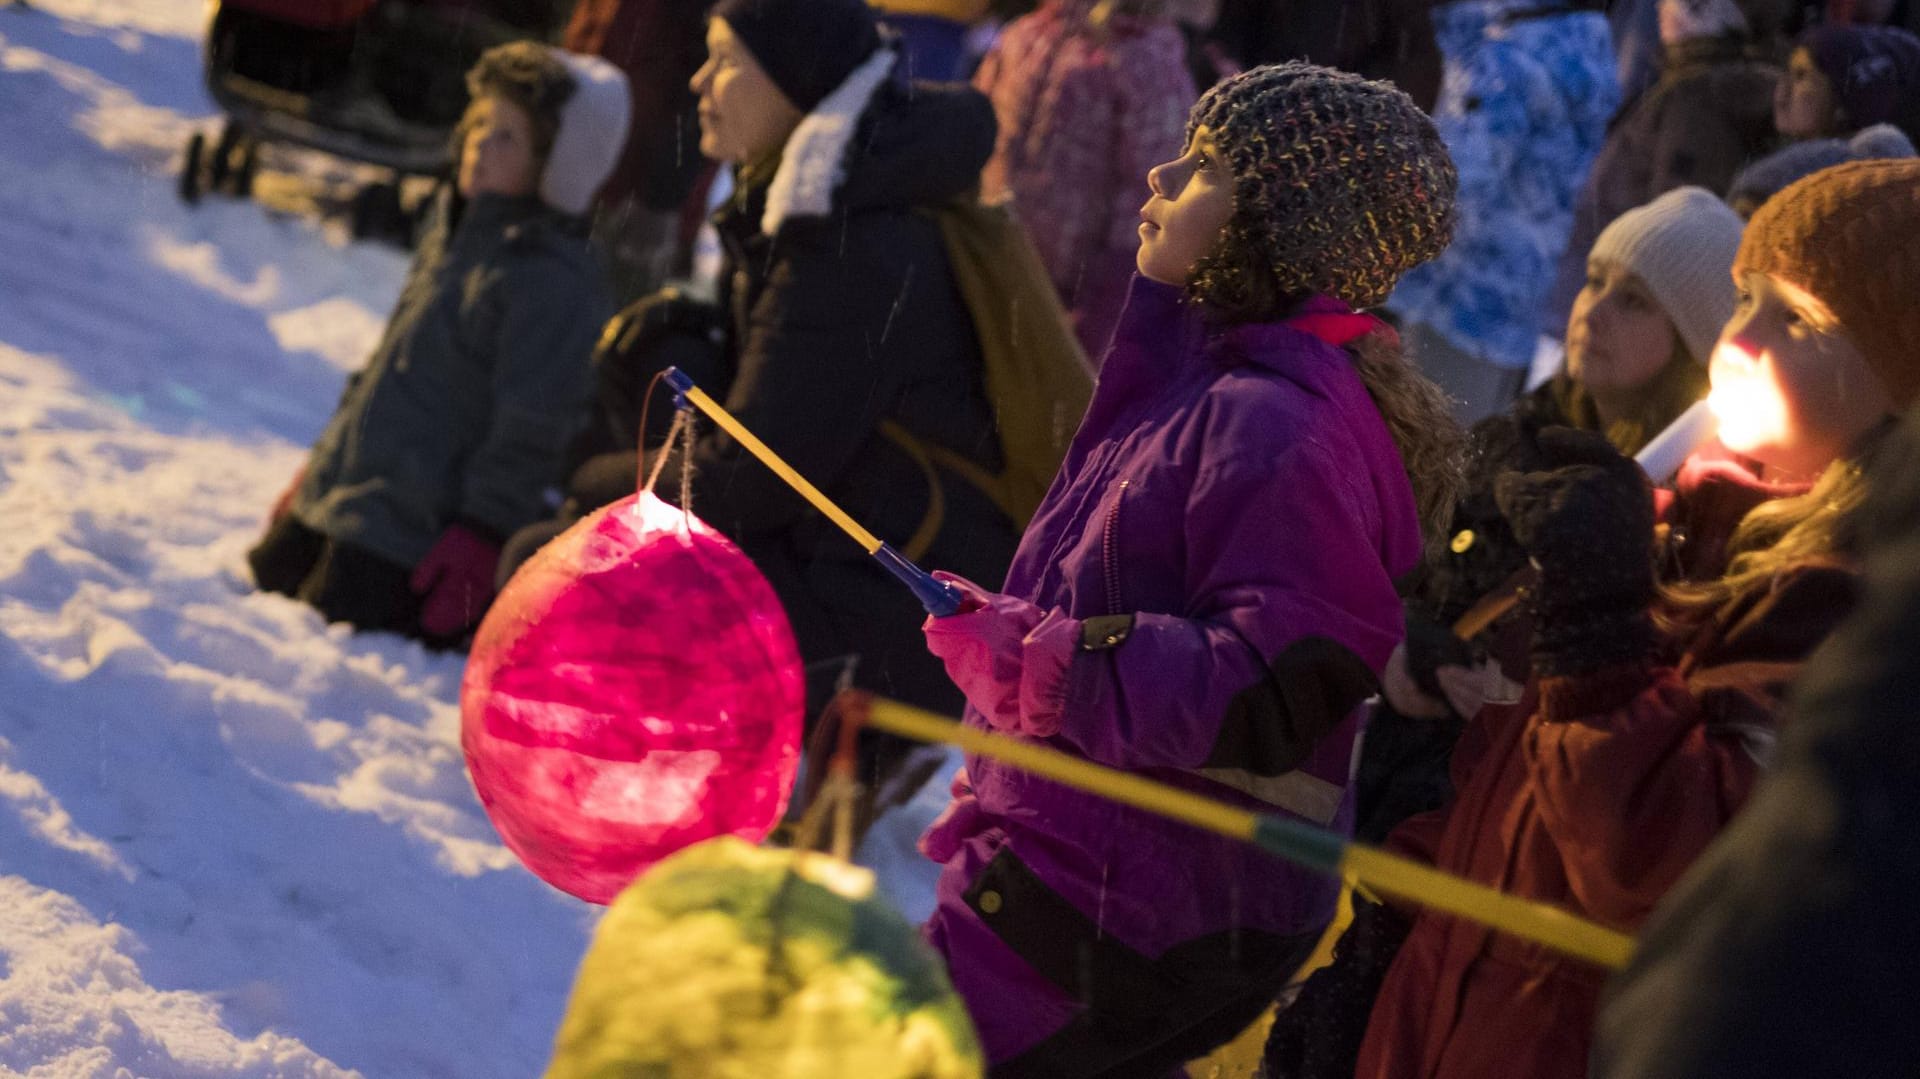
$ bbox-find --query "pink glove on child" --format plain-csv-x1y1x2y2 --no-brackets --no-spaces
409,523,502,638
921,572,1075,738
917,767,981,864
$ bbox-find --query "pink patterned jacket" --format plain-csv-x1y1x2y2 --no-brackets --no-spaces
974,0,1197,362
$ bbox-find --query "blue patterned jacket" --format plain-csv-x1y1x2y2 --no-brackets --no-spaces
1387,0,1619,371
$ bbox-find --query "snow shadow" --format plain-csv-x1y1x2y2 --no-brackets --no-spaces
0,9,408,448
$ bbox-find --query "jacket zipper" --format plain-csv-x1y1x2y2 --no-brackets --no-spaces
1101,480,1128,616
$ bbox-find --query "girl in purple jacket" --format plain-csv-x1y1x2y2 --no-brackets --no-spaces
917,64,1465,1076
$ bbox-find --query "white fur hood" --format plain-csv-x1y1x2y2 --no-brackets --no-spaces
761,47,995,236
541,50,632,217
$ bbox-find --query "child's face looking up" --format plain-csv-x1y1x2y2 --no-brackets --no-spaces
458,95,541,200
1138,126,1236,287
1708,271,1891,480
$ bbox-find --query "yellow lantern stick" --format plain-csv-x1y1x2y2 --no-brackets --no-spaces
662,368,965,616
840,692,1636,971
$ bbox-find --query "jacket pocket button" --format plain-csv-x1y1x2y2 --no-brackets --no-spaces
978,890,1003,915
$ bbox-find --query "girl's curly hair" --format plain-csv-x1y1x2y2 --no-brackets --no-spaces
1187,248,1466,557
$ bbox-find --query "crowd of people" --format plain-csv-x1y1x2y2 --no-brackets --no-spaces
246,0,1920,1074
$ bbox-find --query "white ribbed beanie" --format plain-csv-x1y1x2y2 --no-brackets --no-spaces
1587,186,1745,363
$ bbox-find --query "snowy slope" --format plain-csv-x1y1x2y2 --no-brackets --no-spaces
0,3,957,1075
0,2,597,1074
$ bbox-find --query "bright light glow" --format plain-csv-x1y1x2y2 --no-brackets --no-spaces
1708,341,1791,455
1633,398,1718,482
461,491,804,904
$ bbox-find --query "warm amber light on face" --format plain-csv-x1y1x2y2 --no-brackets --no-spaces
1708,340,1790,455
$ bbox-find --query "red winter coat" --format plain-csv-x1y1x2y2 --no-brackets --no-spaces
562,0,710,211
1352,453,1861,1079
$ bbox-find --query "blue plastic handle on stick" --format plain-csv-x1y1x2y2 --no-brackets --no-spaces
873,545,964,617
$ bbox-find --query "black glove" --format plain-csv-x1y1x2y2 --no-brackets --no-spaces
1494,427,1656,677
590,288,730,453
1402,608,1474,700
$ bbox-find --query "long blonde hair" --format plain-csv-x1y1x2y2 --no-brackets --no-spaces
1656,435,1880,628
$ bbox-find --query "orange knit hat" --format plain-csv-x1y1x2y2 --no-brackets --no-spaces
1732,157,1920,409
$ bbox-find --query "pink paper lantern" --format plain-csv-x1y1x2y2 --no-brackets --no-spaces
461,491,804,904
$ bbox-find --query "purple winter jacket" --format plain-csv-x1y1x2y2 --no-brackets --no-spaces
923,275,1423,1061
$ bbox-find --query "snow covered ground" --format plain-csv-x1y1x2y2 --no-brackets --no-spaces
0,1,952,1073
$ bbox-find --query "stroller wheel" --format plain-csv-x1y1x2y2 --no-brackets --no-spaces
231,138,260,200
179,131,207,205
207,121,242,194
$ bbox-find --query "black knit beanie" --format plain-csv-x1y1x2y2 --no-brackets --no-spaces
1188,63,1457,311
710,0,882,113
1802,24,1920,139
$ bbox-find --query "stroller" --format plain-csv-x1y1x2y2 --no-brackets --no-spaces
181,0,563,240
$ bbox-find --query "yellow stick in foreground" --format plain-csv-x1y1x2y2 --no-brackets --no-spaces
849,694,1636,971
664,370,881,552
662,368,964,616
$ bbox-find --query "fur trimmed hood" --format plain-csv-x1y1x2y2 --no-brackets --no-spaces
541,50,633,216
762,46,996,235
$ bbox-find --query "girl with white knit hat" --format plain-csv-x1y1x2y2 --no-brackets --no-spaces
1374,186,1747,769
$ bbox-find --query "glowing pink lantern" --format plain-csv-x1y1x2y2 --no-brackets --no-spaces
460,491,804,904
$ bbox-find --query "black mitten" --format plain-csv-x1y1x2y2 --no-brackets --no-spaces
1494,427,1656,677
591,287,730,452
1263,897,1415,1079
1402,609,1474,700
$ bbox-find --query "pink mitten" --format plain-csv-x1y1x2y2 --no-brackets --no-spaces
917,767,980,864
922,572,1070,738
408,523,503,638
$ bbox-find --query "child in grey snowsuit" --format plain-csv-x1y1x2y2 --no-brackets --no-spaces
249,42,630,646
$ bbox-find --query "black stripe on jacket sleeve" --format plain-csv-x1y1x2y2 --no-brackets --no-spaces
1205,635,1379,776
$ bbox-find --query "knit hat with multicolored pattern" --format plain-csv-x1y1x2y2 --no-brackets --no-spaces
1187,62,1456,310
1733,157,1920,409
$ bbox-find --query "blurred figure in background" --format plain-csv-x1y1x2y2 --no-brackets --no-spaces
974,0,1197,360
873,0,994,80
1387,0,1619,423
1612,0,1666,101
505,0,1020,735
1546,0,1788,341
562,0,716,303
1725,120,1914,216
1206,0,1443,109
1773,22,1920,143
